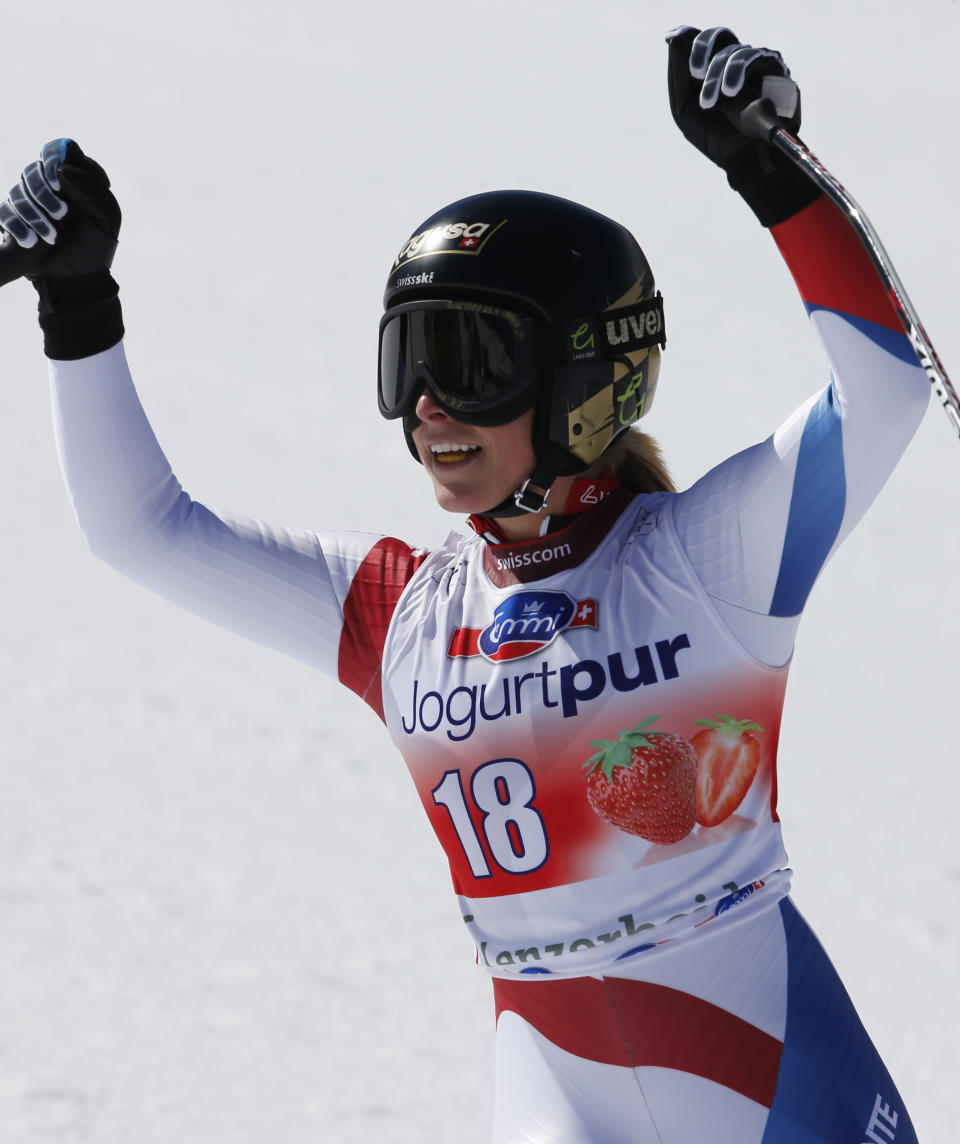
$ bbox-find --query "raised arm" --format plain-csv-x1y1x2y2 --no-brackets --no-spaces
0,141,427,685
663,28,929,665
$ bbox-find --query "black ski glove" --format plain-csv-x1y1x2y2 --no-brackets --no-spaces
0,139,123,359
666,26,820,226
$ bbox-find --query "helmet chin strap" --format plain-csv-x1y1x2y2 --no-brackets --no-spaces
484,444,577,518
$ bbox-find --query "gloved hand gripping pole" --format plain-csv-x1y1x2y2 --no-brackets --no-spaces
739,80,960,439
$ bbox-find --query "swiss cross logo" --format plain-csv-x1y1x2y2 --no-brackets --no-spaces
448,590,598,663
394,220,506,269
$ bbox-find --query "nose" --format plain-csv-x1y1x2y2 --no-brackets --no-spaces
415,389,453,422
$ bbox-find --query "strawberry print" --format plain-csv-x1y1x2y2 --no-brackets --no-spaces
691,715,763,827
582,716,698,844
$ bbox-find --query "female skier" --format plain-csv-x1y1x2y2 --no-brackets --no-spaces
0,25,925,1144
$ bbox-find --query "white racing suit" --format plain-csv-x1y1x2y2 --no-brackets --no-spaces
50,195,926,1142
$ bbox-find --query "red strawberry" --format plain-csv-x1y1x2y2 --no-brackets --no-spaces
582,716,698,844
691,715,763,827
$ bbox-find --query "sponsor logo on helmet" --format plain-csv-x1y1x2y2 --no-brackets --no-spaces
604,303,665,351
568,322,596,360
394,270,435,290
560,297,665,364
447,590,597,663
616,367,649,426
394,220,505,270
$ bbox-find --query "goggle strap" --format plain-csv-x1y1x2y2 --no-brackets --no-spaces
558,293,666,363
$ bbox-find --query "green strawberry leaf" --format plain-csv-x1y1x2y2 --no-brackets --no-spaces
692,714,763,735
582,716,664,778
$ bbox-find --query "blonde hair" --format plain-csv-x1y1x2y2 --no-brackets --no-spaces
589,427,674,494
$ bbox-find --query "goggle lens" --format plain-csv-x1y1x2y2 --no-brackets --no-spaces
378,303,540,424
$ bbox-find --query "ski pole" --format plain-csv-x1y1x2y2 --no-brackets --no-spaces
738,84,960,439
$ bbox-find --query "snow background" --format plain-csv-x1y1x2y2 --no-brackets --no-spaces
0,0,957,1140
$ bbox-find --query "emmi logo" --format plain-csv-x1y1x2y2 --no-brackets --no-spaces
448,590,597,664
482,597,563,659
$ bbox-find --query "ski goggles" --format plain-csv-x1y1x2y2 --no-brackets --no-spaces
378,300,542,426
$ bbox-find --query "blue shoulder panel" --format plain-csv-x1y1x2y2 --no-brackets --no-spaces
769,384,846,617
805,304,916,365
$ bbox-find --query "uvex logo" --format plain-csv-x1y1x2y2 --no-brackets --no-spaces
604,305,664,349
448,590,597,663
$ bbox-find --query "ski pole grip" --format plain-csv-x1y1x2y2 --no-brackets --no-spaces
734,98,783,142
723,75,800,142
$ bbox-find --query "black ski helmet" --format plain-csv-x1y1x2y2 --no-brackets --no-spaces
381,189,665,513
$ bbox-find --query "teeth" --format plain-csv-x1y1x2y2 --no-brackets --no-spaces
430,443,480,454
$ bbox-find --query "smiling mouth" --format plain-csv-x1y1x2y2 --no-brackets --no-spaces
430,443,482,465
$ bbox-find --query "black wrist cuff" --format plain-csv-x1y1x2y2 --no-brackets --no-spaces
725,141,821,227
34,270,124,360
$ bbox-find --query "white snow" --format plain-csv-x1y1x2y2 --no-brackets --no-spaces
0,1,956,1140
